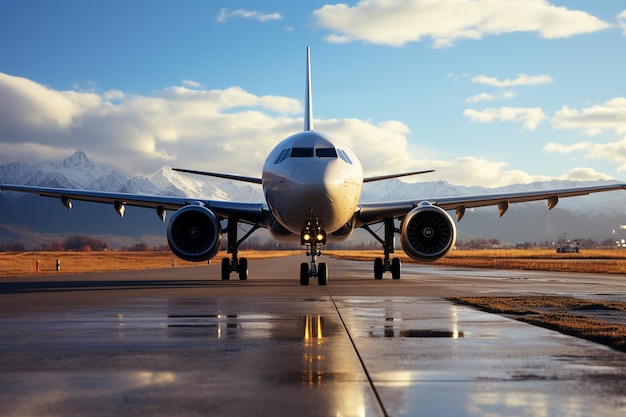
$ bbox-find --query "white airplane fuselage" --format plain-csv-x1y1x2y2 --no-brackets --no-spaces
262,130,363,242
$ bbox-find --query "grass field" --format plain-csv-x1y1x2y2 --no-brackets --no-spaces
453,296,626,352
2,248,626,278
0,250,301,278
326,248,626,275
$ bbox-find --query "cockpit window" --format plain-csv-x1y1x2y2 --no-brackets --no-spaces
291,147,314,157
274,148,290,164
337,149,353,164
315,148,337,158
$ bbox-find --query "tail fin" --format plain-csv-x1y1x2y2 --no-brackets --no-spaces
304,46,313,131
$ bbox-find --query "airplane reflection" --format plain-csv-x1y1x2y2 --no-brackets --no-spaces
303,314,324,343
301,315,367,416
166,313,274,339
302,315,325,386
159,311,370,415
368,304,463,339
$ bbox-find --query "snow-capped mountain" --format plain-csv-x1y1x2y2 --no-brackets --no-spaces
0,151,126,197
0,151,263,202
2,151,626,247
362,178,626,217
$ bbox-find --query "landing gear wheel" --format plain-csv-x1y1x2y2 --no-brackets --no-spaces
318,263,328,286
374,258,384,280
391,258,401,280
300,263,310,286
238,258,248,281
221,258,230,280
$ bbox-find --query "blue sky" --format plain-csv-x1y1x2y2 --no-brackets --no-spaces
1,0,626,188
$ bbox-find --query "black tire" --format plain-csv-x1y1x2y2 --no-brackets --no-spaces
318,263,328,286
221,258,230,280
374,258,383,280
391,258,401,280
300,263,310,286
238,258,248,281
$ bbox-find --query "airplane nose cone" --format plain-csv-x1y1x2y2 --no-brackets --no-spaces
288,163,339,209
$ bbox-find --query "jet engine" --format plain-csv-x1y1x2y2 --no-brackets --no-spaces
167,204,222,262
400,202,456,263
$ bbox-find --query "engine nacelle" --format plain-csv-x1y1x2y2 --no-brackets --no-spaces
400,202,456,263
167,204,222,262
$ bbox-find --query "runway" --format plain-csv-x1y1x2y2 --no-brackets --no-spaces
1,255,625,417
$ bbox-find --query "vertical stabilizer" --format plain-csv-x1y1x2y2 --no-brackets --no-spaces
304,47,313,131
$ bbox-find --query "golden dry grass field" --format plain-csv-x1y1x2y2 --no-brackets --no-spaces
326,248,626,275
2,248,626,278
0,250,301,278
453,296,626,352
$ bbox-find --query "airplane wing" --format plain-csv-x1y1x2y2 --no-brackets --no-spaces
172,168,263,185
356,182,626,226
363,170,435,183
0,184,268,225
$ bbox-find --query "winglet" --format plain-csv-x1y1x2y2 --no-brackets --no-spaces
304,46,313,131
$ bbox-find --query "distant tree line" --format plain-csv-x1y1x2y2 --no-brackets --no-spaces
0,233,622,253
38,234,108,252
455,237,618,250
0,242,26,252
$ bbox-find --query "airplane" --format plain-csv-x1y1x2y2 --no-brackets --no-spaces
2,47,626,286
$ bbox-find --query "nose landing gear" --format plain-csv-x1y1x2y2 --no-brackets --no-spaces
300,218,328,286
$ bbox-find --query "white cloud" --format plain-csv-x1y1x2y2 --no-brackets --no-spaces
423,157,614,186
313,0,609,47
552,98,626,135
0,72,101,133
0,72,301,175
318,118,413,174
464,107,546,130
546,98,626,172
544,137,626,174
466,93,495,103
0,72,616,188
587,138,626,172
542,142,593,154
472,73,553,87
618,10,626,35
558,167,614,181
466,90,515,103
217,8,282,23
103,90,125,101
412,156,613,187
182,79,203,89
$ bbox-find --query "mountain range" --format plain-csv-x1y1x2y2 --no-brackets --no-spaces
2,151,626,249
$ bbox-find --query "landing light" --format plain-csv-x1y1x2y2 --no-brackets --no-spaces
301,217,326,245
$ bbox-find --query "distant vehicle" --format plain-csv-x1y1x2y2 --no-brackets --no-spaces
556,241,579,253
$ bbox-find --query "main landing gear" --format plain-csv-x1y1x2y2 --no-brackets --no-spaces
299,218,328,286
221,217,259,281
363,217,401,280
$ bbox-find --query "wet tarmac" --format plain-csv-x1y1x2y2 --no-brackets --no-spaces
1,255,625,416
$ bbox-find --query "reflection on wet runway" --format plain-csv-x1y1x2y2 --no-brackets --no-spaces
2,258,626,417
339,298,626,417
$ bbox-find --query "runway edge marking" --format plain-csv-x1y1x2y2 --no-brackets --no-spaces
326,291,389,417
